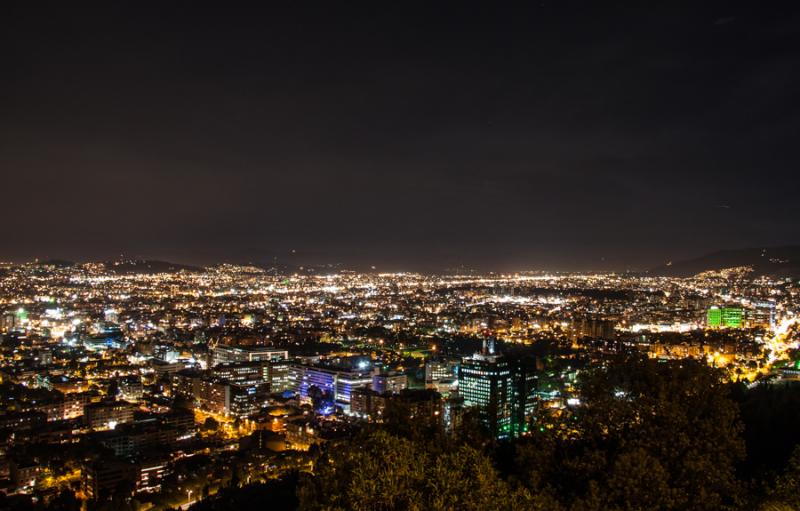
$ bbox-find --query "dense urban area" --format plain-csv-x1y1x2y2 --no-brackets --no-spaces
0,260,798,511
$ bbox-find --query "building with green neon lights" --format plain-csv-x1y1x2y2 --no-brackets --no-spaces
707,307,743,328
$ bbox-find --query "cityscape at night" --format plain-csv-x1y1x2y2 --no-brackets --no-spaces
2,2,800,511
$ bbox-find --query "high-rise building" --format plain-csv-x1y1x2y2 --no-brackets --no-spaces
268,360,291,393
747,302,776,330
509,357,538,436
570,317,617,340
458,339,512,438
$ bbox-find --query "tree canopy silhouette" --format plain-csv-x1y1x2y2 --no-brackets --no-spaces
514,357,745,510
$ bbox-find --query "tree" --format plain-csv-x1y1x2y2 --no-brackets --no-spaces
426,445,510,511
187,474,299,511
298,430,516,511
734,381,800,479
515,357,745,510
298,430,423,511
307,385,334,415
379,391,447,447
761,445,800,510
45,490,81,511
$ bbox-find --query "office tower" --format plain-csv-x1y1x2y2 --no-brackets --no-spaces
747,302,776,330
268,359,291,393
458,339,512,438
509,357,538,436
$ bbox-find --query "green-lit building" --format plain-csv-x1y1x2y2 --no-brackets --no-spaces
707,306,743,328
459,340,513,438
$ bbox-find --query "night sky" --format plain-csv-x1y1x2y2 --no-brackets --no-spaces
2,2,799,271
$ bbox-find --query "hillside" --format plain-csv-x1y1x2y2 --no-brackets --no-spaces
649,246,800,278
103,259,204,275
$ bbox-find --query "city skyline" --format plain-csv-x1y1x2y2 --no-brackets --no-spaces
0,260,797,509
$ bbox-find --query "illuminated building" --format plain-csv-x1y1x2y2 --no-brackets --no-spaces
10,459,40,490
458,338,513,438
707,307,721,326
104,308,119,324
151,359,186,378
570,317,617,340
0,411,47,431
268,359,291,393
85,400,136,430
350,387,373,417
153,344,180,362
212,361,270,387
351,388,443,421
119,376,144,401
722,308,743,328
172,369,203,400
424,359,459,397
136,456,170,494
288,364,372,410
195,378,231,415
210,344,289,366
747,302,776,329
425,359,458,388
211,359,294,394
195,378,265,417
371,372,408,394
0,311,17,332
82,458,137,501
707,306,744,328
83,329,128,351
510,357,538,436
99,423,183,457
229,384,264,416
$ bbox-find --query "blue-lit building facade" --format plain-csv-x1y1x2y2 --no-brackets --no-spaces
288,364,372,411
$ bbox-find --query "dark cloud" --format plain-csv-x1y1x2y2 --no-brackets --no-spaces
1,1,799,270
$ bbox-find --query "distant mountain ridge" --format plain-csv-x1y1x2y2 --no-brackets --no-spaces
103,259,204,274
649,246,800,278
23,249,800,277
